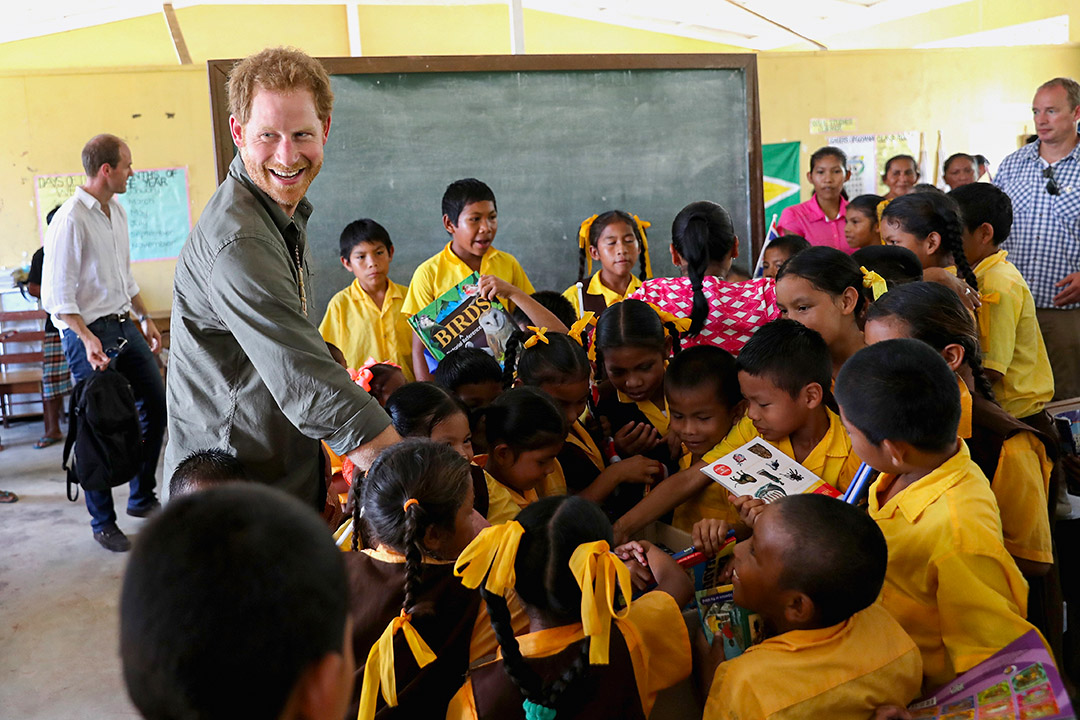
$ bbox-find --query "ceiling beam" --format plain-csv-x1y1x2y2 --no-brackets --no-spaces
162,3,192,64
719,0,827,50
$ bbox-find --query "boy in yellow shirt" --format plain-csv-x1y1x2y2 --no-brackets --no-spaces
701,494,923,719
835,339,1035,691
318,219,414,379
403,178,534,380
949,183,1054,420
613,320,859,541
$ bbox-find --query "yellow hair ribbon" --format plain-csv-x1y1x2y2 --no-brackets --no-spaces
632,214,653,280
578,214,600,278
860,266,889,301
569,540,633,665
644,302,693,334
567,312,597,346
523,326,549,349
876,198,891,225
587,334,597,363
454,521,525,596
357,611,437,720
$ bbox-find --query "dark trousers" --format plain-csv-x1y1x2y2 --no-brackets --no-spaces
62,316,166,532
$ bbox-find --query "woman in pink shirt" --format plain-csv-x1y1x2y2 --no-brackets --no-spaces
777,146,854,254
631,201,779,355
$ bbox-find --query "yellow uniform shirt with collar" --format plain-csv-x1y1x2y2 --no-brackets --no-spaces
868,441,1034,691
562,272,642,317
538,459,567,498
972,250,1054,418
359,545,529,664
704,604,923,720
401,242,534,316
672,443,734,532
481,466,521,525
318,278,415,379
958,381,1053,566
446,590,691,720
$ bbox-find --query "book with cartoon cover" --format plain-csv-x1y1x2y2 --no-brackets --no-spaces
407,272,516,367
700,438,842,503
695,584,763,658
908,630,1072,719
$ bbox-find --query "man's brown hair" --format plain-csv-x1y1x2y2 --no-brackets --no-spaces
227,47,333,125
1038,77,1080,110
82,134,124,177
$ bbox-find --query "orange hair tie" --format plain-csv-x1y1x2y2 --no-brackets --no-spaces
403,498,420,513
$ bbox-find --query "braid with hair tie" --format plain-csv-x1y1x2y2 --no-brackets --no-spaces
350,478,363,553
401,500,424,615
966,346,1000,404
940,208,979,292
577,214,599,282
502,330,526,389
631,215,653,280
481,588,545,704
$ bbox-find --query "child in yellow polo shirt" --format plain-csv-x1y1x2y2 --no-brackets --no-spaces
613,320,859,541
562,210,650,317
403,178,534,380
319,219,414,379
949,183,1054,420
836,339,1035,692
702,495,923,719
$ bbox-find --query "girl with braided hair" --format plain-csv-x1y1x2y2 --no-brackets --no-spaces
449,496,692,720
879,192,980,293
865,282,1055,581
345,439,526,720
562,211,652,319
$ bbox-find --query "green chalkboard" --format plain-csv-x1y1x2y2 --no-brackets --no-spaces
209,55,763,321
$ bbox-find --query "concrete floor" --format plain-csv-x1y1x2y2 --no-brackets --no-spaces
0,418,159,719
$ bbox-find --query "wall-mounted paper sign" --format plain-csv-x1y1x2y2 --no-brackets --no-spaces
810,117,856,134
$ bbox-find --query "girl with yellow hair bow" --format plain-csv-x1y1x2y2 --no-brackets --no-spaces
448,496,693,720
346,439,526,720
563,211,653,319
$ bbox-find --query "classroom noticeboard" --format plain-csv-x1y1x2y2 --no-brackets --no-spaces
35,168,192,261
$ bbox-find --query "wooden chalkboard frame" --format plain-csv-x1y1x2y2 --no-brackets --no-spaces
207,53,765,259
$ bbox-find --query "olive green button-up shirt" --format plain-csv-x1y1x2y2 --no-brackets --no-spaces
165,154,390,503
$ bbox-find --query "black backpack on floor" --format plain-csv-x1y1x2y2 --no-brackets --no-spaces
63,367,143,501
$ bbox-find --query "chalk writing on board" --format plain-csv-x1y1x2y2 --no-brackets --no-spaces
34,167,192,262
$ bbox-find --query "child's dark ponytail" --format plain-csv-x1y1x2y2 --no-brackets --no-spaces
881,193,978,292
502,330,527,389
671,202,736,337
866,282,998,404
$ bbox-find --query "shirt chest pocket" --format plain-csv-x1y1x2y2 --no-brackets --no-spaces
1051,186,1080,228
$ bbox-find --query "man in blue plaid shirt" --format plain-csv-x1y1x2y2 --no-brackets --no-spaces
996,77,1080,400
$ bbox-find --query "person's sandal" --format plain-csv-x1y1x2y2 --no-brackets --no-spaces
34,436,62,449
0,490,18,504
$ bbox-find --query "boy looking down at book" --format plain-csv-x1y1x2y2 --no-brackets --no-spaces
319,219,414,378
403,178,534,380
835,339,1035,691
703,495,923,719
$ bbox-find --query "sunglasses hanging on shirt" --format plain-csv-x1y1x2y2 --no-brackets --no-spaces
1044,165,1060,196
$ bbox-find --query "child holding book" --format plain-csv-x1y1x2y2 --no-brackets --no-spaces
403,178,535,380
949,183,1054,421
563,210,651,317
319,218,415,378
835,339,1036,691
701,495,923,719
449,495,693,720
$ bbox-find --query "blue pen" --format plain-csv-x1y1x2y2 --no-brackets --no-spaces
842,462,875,504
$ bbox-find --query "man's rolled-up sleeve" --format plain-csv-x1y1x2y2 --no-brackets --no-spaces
209,235,391,455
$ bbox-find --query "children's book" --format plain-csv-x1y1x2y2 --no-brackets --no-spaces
407,272,516,367
700,438,841,502
908,630,1072,719
695,584,763,659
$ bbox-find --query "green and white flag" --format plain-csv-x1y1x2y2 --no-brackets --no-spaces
762,141,801,217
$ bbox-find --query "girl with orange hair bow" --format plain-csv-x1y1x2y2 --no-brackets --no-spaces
345,439,526,720
563,211,653,320
448,496,693,720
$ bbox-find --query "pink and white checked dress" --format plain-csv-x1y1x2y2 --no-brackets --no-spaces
630,276,779,355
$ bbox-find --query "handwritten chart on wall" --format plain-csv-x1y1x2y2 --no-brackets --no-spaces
34,168,192,261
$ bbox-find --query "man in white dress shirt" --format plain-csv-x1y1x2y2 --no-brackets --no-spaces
41,134,166,552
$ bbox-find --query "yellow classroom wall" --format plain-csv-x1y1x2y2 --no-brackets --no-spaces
1,3,1078,312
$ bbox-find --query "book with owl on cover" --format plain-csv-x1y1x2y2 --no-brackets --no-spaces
700,438,841,503
407,272,516,368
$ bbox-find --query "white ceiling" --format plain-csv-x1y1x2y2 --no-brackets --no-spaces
2,0,1070,50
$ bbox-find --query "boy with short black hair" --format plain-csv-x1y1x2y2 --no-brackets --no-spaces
319,218,414,379
949,183,1053,420
403,178,534,380
762,235,811,279
725,318,861,490
120,483,354,720
836,339,1035,690
433,347,505,411
703,495,923,719
168,449,250,498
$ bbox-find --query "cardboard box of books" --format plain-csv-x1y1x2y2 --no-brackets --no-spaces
908,630,1072,719
701,438,841,502
407,272,517,367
